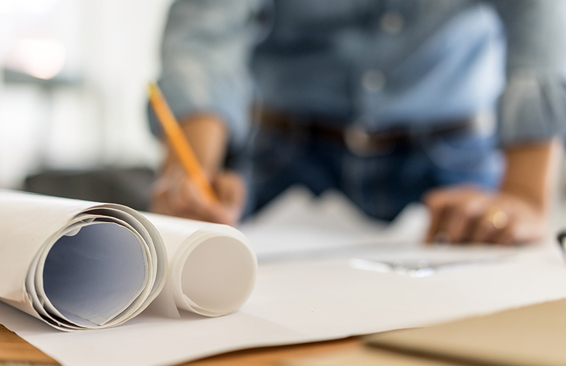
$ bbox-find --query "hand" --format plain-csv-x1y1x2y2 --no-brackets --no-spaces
149,164,247,226
423,185,547,245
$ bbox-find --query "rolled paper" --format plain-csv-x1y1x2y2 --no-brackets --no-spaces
0,190,167,331
145,213,257,318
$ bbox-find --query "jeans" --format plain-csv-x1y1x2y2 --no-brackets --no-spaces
245,122,504,221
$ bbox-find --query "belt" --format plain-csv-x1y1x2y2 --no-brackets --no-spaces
255,109,486,156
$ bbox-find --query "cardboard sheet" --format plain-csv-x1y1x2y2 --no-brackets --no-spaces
367,298,566,366
285,347,466,366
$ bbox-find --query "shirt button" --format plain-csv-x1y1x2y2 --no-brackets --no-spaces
362,69,386,92
380,11,404,35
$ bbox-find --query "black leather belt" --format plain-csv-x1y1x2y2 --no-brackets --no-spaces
255,109,479,156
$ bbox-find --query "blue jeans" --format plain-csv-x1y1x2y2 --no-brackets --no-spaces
245,124,504,221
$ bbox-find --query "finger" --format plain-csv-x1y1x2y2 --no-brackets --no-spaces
425,206,444,243
150,165,231,224
218,174,246,209
195,205,231,224
184,180,241,224
149,196,173,216
423,191,447,243
469,205,513,244
423,186,480,243
208,204,238,225
149,177,176,216
150,194,174,216
438,204,475,244
160,174,217,221
467,215,497,244
489,219,516,245
212,173,247,224
178,183,224,221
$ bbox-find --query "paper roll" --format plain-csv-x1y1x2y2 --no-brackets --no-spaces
144,213,257,318
0,190,167,331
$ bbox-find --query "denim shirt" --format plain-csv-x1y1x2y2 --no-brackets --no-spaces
153,0,566,148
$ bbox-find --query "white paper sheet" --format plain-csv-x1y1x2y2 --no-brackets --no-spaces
2,244,565,366
0,190,167,330
239,187,430,261
2,187,566,366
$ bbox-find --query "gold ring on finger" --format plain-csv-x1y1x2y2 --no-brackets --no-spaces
483,206,508,230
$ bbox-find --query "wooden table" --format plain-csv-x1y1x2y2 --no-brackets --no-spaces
0,324,58,365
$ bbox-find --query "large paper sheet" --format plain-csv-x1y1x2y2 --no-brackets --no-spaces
2,244,566,366
239,187,430,260
1,187,566,365
0,190,168,331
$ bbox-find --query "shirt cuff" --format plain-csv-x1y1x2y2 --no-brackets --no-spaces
498,69,566,146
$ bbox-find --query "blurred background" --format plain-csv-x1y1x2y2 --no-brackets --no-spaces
0,0,174,208
1,0,565,214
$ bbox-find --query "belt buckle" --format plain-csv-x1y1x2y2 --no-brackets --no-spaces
344,124,393,157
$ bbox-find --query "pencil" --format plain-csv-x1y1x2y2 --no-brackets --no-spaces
147,82,218,203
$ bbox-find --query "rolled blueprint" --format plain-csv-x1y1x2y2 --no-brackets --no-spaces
145,213,257,318
0,190,167,331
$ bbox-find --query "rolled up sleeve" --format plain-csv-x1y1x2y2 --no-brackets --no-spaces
493,0,566,145
149,0,255,148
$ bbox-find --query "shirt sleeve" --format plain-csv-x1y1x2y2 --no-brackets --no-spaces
492,0,566,145
149,0,256,148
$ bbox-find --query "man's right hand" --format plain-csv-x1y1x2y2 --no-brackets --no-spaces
149,112,246,226
150,164,247,226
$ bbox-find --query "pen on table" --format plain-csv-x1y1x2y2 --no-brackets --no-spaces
147,82,218,203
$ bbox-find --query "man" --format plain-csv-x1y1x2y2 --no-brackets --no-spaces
150,0,566,244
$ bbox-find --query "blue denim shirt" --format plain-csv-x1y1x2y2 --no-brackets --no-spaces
153,0,566,148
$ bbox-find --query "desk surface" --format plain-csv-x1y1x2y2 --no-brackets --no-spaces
0,324,58,365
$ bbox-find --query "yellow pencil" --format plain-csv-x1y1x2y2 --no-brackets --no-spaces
147,82,218,203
